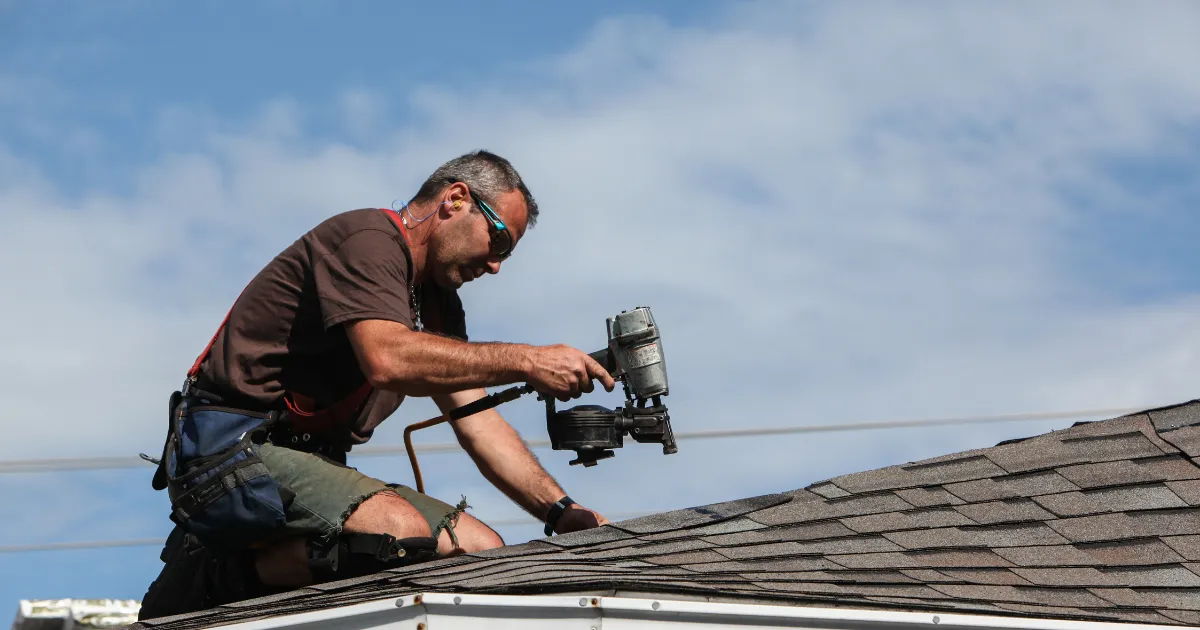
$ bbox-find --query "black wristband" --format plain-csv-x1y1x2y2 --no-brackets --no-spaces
544,496,576,536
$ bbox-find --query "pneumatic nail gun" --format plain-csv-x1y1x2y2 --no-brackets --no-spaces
548,306,677,466
404,306,677,491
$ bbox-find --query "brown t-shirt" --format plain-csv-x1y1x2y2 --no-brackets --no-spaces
195,208,467,444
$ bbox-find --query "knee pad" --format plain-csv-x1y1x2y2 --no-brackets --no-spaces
307,533,438,582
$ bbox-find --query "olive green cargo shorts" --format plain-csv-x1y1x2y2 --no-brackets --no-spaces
258,443,459,541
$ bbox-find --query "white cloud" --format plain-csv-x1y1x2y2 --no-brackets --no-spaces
2,1,1200,540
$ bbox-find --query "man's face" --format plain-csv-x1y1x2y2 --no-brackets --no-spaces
429,186,529,290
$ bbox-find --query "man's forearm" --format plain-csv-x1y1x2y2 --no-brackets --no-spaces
436,392,566,520
349,320,531,397
460,411,565,519
348,318,614,402
387,334,529,397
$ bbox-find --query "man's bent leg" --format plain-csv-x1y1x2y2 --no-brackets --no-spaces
255,491,457,587
140,446,458,618
342,492,433,538
384,486,504,555
343,489,504,556
250,445,433,588
440,512,504,554
254,444,502,558
251,445,492,586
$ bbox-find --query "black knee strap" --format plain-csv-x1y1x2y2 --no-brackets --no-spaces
307,533,438,582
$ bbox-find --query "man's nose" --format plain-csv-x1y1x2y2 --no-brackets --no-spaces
486,260,502,275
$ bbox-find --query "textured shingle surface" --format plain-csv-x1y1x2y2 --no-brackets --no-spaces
137,400,1200,629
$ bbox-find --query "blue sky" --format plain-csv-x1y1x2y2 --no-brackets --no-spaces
2,1,721,193
2,0,1199,614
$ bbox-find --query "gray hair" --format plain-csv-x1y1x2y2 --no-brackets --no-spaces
411,150,539,226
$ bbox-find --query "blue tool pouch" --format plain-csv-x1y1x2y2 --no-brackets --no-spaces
158,391,289,550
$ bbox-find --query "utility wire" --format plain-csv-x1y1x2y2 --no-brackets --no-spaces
0,538,168,554
0,406,1141,475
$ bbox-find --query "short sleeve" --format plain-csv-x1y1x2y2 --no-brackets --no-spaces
313,229,415,330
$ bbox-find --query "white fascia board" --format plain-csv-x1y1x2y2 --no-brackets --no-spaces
208,593,1181,630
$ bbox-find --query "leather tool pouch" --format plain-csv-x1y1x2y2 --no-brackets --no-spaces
152,391,290,550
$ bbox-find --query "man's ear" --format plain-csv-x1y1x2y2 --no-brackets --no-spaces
442,182,471,218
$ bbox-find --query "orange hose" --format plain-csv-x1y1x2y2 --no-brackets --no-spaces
402,384,535,494
404,413,450,494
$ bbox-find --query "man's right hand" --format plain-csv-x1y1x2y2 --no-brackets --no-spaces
525,345,617,401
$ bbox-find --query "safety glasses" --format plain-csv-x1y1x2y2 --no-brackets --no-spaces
469,190,515,260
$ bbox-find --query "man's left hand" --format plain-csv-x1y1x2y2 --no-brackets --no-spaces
555,504,609,534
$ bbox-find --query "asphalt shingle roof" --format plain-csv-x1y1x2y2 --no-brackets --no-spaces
138,399,1200,628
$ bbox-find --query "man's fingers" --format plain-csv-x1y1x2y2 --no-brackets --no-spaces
577,366,595,394
582,355,617,391
532,346,616,399
561,371,581,401
559,506,608,533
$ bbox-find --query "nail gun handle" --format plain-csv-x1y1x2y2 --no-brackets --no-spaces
446,384,534,421
589,348,618,375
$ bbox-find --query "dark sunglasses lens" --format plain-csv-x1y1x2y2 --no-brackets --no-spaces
492,228,513,258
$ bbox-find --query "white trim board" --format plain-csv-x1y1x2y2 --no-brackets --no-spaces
206,593,1184,630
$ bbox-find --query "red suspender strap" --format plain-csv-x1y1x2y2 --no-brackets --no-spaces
187,321,225,378
187,295,245,379
381,208,410,244
283,384,373,434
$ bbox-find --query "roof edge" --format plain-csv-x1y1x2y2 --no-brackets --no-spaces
189,592,1186,630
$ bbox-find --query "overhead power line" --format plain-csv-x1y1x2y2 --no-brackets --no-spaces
0,538,168,554
0,406,1142,475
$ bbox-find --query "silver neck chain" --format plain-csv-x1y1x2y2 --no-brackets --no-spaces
397,205,425,332
411,284,424,331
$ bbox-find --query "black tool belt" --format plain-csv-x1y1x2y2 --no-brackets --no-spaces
265,423,350,464
186,380,351,461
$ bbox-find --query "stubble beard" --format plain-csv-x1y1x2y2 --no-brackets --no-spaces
428,217,483,290
430,240,468,289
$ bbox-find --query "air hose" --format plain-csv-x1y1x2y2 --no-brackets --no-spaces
403,384,533,493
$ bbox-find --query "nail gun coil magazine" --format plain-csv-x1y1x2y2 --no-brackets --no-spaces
546,306,678,467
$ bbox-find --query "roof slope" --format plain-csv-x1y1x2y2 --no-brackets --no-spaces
138,400,1200,628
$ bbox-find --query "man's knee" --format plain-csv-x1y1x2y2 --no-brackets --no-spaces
345,491,503,555
344,491,433,539
448,514,504,554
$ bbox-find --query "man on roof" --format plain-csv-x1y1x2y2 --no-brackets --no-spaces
140,150,615,618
